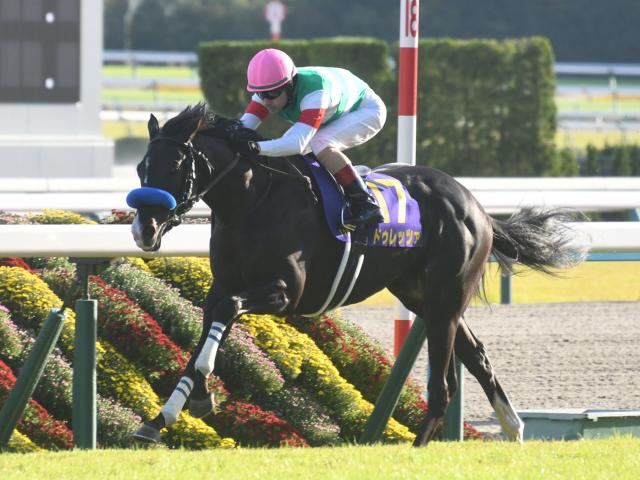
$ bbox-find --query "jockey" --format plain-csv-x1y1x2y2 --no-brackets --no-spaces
239,48,386,228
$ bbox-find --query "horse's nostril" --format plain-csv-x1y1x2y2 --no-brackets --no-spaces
142,225,156,238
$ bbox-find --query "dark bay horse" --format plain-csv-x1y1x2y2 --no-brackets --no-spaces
128,103,584,446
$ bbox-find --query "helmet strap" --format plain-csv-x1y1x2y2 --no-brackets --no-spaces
284,76,297,107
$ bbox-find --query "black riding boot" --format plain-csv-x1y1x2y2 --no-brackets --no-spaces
343,176,384,228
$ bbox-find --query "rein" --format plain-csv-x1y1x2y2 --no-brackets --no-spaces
251,157,318,205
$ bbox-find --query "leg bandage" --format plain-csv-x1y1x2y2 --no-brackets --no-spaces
195,321,225,377
160,376,194,426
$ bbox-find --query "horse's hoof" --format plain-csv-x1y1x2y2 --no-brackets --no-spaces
132,422,161,443
189,393,215,419
413,417,442,447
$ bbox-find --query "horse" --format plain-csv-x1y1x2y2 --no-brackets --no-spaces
127,103,584,446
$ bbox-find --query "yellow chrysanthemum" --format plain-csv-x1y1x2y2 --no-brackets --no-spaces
121,257,152,274
26,209,96,224
6,430,43,453
147,257,211,305
239,314,414,443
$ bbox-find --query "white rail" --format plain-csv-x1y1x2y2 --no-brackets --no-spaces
1,177,639,216
0,222,638,259
3,176,637,193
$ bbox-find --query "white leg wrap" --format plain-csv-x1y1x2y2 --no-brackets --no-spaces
160,376,194,426
492,392,525,442
194,321,225,378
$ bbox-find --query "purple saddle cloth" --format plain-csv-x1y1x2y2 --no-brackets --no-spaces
303,155,423,247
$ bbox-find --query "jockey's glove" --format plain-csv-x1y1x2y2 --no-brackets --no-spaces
233,139,261,156
227,126,261,155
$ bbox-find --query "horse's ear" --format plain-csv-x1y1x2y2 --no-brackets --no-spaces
148,114,160,140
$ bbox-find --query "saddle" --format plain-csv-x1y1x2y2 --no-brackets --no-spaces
302,155,423,315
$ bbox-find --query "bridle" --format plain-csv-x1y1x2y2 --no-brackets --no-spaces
132,132,318,233
147,135,239,230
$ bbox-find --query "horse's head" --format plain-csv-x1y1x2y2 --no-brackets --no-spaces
127,104,221,251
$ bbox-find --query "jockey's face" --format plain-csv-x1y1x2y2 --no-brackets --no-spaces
262,89,288,113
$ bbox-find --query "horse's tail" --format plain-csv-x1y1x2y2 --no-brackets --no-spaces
490,208,587,275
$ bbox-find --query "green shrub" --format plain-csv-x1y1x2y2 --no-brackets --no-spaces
199,37,557,175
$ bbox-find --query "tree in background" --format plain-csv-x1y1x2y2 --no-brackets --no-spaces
104,0,640,63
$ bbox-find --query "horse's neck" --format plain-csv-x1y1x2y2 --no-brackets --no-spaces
198,138,269,225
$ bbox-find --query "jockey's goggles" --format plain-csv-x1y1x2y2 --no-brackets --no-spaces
257,86,285,100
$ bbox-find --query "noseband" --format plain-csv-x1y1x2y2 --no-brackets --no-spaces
127,135,239,231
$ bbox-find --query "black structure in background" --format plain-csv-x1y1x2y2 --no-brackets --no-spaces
0,0,80,103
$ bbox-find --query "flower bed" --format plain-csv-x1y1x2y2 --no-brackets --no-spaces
214,400,308,447
0,358,73,450
147,257,211,307
288,312,483,440
100,263,201,350
26,209,96,225
0,266,230,449
287,312,427,430
239,314,415,443
39,258,308,448
89,276,191,396
0,305,141,447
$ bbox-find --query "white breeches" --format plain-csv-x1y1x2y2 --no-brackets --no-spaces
310,89,387,155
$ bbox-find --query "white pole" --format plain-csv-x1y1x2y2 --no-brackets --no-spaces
394,0,419,356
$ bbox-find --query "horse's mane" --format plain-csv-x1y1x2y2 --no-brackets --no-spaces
161,102,217,139
161,102,264,146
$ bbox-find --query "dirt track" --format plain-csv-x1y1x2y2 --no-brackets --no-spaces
340,302,640,434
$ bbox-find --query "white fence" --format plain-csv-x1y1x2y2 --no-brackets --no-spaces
1,177,639,217
0,222,639,259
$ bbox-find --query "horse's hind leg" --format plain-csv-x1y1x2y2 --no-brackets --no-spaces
455,318,524,441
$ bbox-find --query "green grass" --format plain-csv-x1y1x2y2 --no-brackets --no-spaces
103,65,198,79
359,262,640,307
556,129,640,149
555,94,640,113
1,438,638,479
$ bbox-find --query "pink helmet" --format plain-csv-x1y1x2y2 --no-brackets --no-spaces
246,48,297,92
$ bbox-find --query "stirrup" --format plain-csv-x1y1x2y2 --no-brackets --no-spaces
339,209,382,234
339,206,357,233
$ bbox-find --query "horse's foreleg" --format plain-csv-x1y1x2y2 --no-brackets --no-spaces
454,318,524,442
194,279,289,379
132,290,224,442
133,280,290,442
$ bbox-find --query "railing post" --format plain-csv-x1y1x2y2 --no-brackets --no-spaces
360,316,428,444
70,258,108,450
0,309,66,450
500,271,512,304
72,299,97,450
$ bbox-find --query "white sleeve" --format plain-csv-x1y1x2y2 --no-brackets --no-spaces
240,94,269,130
240,112,262,130
256,122,318,157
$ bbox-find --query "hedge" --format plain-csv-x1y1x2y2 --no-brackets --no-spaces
198,37,558,175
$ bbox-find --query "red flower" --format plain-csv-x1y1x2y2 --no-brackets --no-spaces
0,359,73,449
0,257,36,273
213,400,308,448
